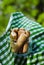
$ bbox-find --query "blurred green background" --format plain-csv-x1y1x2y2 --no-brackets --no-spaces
0,0,44,36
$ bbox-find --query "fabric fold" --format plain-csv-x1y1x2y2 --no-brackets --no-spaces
0,12,44,65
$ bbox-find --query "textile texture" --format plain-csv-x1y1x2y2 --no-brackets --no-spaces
0,12,44,65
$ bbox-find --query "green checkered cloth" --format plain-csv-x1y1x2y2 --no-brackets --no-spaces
0,12,44,65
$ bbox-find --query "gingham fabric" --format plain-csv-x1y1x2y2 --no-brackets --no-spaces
0,12,44,65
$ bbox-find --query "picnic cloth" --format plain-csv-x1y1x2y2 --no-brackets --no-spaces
0,12,44,65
